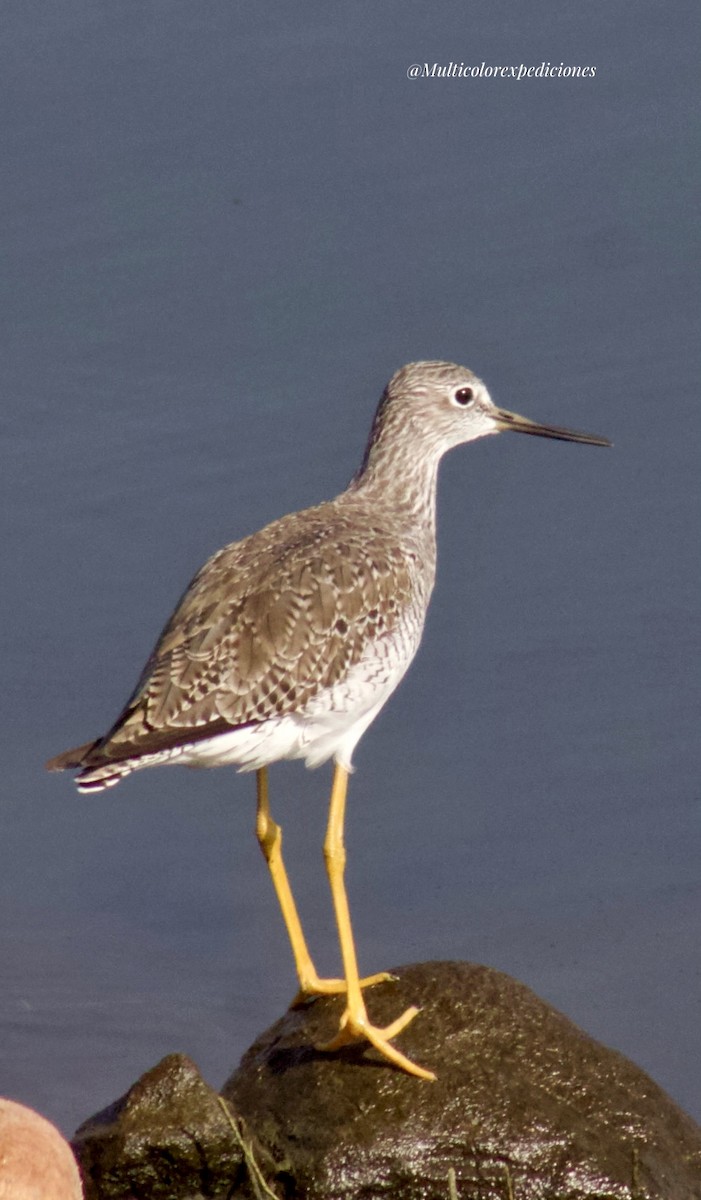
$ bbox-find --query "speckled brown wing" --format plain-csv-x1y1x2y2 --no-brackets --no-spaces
68,499,420,769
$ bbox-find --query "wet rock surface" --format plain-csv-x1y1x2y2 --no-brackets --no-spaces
72,1052,255,1200
74,962,701,1198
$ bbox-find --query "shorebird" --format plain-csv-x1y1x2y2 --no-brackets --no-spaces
47,360,610,1080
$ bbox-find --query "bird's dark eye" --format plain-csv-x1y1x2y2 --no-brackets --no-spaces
453,387,474,406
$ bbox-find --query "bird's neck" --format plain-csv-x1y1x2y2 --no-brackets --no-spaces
342,432,441,541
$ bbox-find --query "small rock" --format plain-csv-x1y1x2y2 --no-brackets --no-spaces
0,1097,83,1199
72,1053,257,1200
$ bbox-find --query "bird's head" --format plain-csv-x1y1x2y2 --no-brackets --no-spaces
374,360,611,454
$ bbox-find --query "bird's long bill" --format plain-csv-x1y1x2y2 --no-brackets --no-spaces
495,407,612,447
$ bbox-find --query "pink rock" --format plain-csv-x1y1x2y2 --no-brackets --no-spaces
0,1099,82,1199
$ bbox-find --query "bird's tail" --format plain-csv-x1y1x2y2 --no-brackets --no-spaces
45,742,134,794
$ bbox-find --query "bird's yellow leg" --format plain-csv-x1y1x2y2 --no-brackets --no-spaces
316,763,435,1081
254,768,391,1001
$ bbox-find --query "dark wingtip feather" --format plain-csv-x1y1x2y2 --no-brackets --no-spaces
45,740,99,772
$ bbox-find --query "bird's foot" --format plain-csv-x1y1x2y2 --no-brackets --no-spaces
317,999,435,1081
291,970,396,1007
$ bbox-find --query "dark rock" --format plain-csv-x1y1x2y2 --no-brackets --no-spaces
72,1052,263,1199
73,963,701,1199
224,961,701,1199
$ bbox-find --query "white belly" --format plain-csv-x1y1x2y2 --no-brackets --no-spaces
179,632,419,773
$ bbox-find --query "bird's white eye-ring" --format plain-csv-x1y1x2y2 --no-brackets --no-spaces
452,386,474,407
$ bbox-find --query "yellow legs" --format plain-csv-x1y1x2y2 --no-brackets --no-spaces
255,767,390,998
255,764,435,1081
